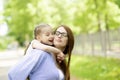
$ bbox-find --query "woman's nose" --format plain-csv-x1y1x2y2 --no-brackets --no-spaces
58,34,62,38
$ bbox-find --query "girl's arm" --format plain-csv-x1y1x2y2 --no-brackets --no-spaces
32,39,64,57
32,40,62,54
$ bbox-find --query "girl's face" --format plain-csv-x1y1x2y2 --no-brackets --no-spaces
54,27,68,50
37,27,54,45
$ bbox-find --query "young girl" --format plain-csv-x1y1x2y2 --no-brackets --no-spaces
8,23,65,80
25,23,65,62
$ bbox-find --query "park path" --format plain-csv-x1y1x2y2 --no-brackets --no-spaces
0,49,24,80
0,49,80,80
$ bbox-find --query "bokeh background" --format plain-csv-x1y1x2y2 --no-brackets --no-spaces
0,0,120,80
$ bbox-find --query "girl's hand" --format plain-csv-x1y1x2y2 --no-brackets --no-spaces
56,52,65,63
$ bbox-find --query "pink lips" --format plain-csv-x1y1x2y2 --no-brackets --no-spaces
49,39,53,42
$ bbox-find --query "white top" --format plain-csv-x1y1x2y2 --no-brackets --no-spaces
58,69,64,80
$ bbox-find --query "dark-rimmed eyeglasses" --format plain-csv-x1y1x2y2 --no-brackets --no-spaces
55,31,68,38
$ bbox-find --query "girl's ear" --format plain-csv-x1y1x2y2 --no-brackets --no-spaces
36,35,41,40
36,35,39,40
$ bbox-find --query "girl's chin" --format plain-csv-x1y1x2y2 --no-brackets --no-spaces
44,42,53,46
49,43,54,45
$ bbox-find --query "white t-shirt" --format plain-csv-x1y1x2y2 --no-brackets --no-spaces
58,69,64,80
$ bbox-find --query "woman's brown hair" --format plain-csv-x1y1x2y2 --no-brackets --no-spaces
54,25,74,80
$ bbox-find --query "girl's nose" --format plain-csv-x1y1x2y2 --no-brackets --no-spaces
51,35,54,39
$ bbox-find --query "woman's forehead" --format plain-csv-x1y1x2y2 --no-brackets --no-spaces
56,27,67,33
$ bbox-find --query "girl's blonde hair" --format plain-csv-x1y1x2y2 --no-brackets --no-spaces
24,23,51,55
34,23,51,39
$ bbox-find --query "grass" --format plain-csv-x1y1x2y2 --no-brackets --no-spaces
70,54,120,80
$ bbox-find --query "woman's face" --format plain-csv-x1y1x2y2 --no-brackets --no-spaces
54,27,68,50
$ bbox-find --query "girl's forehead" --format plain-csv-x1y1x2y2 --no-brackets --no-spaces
41,27,53,32
42,26,52,30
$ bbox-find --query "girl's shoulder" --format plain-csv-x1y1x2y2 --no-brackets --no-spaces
31,39,39,44
31,49,50,56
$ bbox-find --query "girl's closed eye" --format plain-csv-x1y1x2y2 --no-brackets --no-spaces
45,32,51,36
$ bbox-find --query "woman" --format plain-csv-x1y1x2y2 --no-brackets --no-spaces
54,25,74,80
8,24,74,80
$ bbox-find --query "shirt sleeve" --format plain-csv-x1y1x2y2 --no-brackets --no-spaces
8,49,45,80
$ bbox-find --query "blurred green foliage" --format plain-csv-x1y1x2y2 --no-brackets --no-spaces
70,55,120,80
1,0,120,47
115,0,120,8
0,36,15,50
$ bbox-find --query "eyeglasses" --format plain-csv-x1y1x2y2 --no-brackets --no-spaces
55,31,68,38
